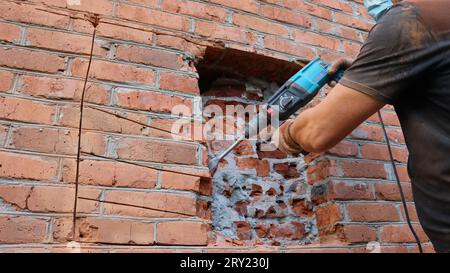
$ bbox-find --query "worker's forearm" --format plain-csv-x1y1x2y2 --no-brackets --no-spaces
287,84,385,154
289,108,336,153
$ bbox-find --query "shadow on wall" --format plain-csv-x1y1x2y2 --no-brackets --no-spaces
197,48,320,246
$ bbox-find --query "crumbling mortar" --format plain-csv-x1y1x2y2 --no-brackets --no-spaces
18,25,26,46
111,0,118,17
55,157,64,183
0,199,19,212
44,217,53,243
3,125,13,149
64,57,74,77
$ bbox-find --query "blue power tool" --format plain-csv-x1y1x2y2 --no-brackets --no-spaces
266,58,344,120
208,57,344,171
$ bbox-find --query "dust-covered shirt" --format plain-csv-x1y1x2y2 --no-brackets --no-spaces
340,0,450,252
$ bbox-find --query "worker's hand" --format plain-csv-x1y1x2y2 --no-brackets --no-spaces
328,58,354,87
271,119,304,156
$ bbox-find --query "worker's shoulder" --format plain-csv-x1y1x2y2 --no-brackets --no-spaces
371,1,444,50
402,0,450,34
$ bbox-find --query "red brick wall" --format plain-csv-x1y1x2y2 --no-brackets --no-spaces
0,0,433,252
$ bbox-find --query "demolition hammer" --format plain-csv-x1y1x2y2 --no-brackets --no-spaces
207,58,344,171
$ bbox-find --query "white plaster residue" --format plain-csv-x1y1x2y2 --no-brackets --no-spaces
67,0,81,6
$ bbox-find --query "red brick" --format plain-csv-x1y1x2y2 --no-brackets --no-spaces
269,222,306,240
400,204,419,222
115,89,192,113
354,2,372,19
58,106,148,135
318,50,347,65
195,21,256,45
347,203,400,222
375,182,413,201
62,159,158,189
337,224,377,243
311,0,353,12
0,2,70,29
103,190,197,218
316,203,341,228
71,59,155,85
234,221,253,240
30,0,113,15
291,199,313,217
209,0,259,13
233,13,289,37
0,96,55,124
116,3,190,32
395,165,411,183
274,162,299,179
162,0,227,21
235,158,270,177
361,143,408,163
381,224,429,243
0,71,15,92
307,160,340,184
0,48,65,73
53,217,154,245
74,21,153,45
156,34,205,56
293,29,341,50
313,180,375,204
0,23,21,43
196,200,212,220
386,128,405,144
0,125,8,146
261,5,312,28
157,221,208,245
367,112,381,123
264,36,315,59
125,0,162,7
327,141,358,157
351,123,384,141
341,27,362,43
340,161,387,179
160,172,200,192
147,118,184,139
284,0,332,20
343,40,362,57
380,110,401,126
159,72,200,94
0,216,47,243
20,75,109,104
0,151,58,180
27,186,100,213
115,45,185,70
233,141,254,156
26,28,107,56
116,138,198,165
0,184,33,209
334,12,373,31
9,127,106,156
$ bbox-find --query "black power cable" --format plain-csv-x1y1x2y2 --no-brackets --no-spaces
378,111,423,253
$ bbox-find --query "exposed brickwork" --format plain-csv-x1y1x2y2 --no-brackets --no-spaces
0,0,431,252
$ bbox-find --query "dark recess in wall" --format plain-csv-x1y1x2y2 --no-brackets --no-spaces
196,47,303,93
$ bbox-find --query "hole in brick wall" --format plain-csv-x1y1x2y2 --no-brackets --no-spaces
197,47,302,95
196,47,315,246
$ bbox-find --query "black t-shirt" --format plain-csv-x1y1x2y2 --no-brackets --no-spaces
339,0,450,252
